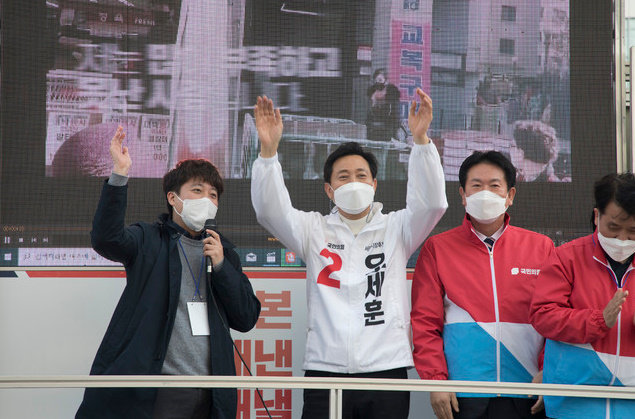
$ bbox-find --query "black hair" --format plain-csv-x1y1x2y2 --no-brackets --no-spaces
458,150,517,190
594,173,635,216
162,159,224,216
323,142,378,184
513,120,557,164
373,68,386,80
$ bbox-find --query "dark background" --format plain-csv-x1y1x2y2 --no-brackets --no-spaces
0,1,615,265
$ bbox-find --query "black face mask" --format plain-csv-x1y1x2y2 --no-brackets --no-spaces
373,82,386,90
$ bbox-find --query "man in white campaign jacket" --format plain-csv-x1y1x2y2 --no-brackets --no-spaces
251,89,447,419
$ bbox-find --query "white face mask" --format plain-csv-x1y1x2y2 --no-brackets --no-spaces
597,230,635,263
173,194,218,232
465,190,508,224
332,182,375,215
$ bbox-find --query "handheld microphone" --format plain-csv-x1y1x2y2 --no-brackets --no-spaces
204,219,218,274
204,218,218,234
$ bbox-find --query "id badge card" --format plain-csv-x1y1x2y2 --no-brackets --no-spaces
187,301,210,336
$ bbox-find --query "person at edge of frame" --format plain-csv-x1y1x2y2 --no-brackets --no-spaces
76,126,261,419
530,173,635,419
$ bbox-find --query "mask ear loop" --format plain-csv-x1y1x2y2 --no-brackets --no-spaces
328,184,338,214
329,199,338,214
365,202,374,223
171,192,184,218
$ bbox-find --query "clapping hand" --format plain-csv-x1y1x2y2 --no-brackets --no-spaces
603,289,628,328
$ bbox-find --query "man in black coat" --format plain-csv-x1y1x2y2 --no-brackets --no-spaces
366,69,402,142
76,126,261,419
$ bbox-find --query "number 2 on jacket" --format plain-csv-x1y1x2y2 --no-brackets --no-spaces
317,248,342,288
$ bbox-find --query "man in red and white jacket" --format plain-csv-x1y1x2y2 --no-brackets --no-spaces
530,173,635,419
412,151,554,419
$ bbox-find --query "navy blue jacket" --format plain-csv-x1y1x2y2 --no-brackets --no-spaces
76,181,261,419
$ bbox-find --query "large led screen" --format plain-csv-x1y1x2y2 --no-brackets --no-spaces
0,0,616,267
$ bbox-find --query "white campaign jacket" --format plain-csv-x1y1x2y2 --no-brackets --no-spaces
251,143,447,373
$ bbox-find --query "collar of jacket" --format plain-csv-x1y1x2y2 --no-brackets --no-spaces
461,212,510,246
326,202,385,232
590,230,635,285
591,230,610,266
157,213,236,249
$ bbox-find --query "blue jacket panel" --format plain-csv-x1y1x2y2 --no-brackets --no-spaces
543,339,635,419
444,322,534,398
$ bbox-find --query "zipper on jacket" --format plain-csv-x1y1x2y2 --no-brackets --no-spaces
609,312,621,387
611,269,634,390
594,257,631,389
487,244,502,386
602,313,618,418
348,228,358,372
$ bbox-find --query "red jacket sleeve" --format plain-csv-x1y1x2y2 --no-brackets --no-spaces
530,248,610,344
411,240,448,380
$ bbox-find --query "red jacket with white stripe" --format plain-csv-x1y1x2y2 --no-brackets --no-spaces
530,231,635,355
529,232,635,418
412,214,554,386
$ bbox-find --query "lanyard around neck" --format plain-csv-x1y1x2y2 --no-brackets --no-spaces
177,238,205,301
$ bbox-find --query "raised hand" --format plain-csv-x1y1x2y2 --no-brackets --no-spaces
254,96,283,158
109,126,131,176
408,88,433,145
603,289,628,328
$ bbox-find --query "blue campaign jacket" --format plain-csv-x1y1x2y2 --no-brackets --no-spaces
76,181,261,419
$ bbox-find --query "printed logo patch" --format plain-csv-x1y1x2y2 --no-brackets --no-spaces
511,267,540,276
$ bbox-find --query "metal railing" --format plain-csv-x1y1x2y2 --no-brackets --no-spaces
1,375,634,419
